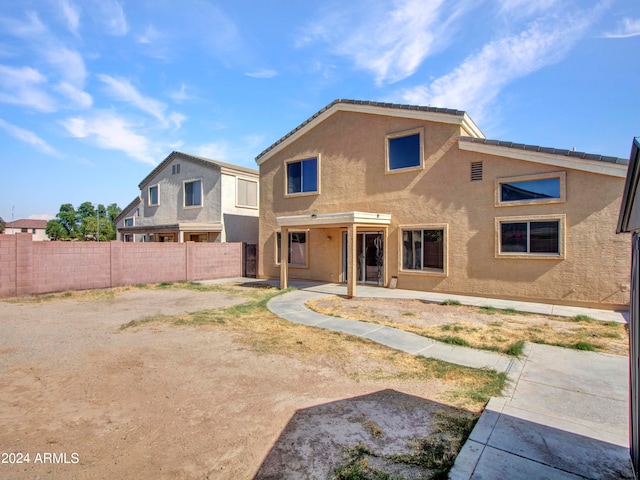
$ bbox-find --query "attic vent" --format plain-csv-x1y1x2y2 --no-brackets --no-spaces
470,162,483,182
172,164,181,175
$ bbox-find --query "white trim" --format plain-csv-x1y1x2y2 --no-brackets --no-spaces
460,140,628,178
385,127,425,174
256,103,484,166
276,211,392,228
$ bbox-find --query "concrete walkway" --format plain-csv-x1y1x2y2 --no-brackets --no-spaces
261,281,633,480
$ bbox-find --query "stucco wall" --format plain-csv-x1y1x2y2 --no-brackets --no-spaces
220,172,259,243
139,156,222,227
259,110,630,308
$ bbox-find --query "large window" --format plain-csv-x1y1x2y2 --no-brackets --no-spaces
237,178,258,207
276,231,308,267
148,185,159,206
497,172,565,206
401,227,446,273
184,180,202,207
287,158,318,195
497,216,564,257
387,129,423,172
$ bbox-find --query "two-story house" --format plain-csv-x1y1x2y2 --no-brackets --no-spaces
256,99,630,309
116,151,259,244
2,219,49,241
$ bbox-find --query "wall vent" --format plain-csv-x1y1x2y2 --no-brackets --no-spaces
470,162,483,182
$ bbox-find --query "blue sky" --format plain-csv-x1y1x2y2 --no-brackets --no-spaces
1,0,639,221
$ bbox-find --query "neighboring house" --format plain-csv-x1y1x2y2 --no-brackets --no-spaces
256,99,630,309
3,219,49,241
116,151,259,244
616,136,640,478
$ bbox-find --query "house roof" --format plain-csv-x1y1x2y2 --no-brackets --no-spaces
138,151,258,189
255,99,485,165
460,137,629,165
617,137,640,233
115,196,141,223
459,136,629,178
5,219,48,229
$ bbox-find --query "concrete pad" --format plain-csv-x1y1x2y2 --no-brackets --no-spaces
470,445,586,480
448,440,485,480
507,381,628,440
519,345,628,400
484,414,634,479
418,343,513,372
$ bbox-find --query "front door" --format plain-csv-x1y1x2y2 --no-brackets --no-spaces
342,231,384,286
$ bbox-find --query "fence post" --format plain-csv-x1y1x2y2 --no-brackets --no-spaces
15,233,33,297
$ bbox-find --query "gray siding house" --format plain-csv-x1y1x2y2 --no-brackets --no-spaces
116,151,259,244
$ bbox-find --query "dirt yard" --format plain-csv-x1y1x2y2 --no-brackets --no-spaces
0,285,477,479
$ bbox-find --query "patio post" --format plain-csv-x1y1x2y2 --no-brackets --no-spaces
347,223,357,298
280,227,289,289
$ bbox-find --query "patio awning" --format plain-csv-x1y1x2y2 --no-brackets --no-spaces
276,211,391,228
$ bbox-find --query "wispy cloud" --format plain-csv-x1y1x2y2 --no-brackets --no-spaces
399,6,603,122
43,46,87,87
61,111,156,165
54,82,93,108
169,83,191,103
497,0,558,16
245,68,278,79
194,134,266,167
603,17,640,38
298,0,469,85
0,118,61,157
97,74,184,128
28,213,55,220
0,65,57,112
58,0,81,35
95,0,128,36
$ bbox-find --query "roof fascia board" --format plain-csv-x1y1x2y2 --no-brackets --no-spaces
459,140,628,178
256,103,484,166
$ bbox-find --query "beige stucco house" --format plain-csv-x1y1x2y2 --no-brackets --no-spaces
2,219,49,241
256,99,630,309
116,151,259,244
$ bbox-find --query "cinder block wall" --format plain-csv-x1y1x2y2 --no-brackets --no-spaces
0,234,243,297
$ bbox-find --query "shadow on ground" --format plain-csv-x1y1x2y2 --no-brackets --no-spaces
253,389,475,480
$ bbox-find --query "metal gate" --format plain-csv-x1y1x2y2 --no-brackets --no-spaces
243,243,257,278
631,232,639,478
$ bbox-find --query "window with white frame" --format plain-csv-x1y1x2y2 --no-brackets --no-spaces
401,227,446,273
237,178,258,207
497,172,565,206
286,157,318,195
497,215,564,257
148,185,159,206
124,217,134,227
184,179,202,207
386,128,423,172
276,231,308,266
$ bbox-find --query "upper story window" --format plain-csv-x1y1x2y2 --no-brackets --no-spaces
237,178,258,208
124,217,134,227
496,172,565,206
386,128,424,172
148,185,159,206
184,179,202,207
286,157,318,195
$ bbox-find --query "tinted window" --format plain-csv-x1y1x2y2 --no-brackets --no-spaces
389,133,420,170
501,178,560,202
287,158,317,194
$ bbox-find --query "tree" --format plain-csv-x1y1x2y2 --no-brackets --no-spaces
46,202,121,241
0,216,5,234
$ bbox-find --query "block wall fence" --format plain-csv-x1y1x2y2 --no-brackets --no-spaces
0,234,243,298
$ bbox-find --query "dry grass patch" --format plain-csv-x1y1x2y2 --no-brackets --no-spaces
307,297,629,356
120,283,506,411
